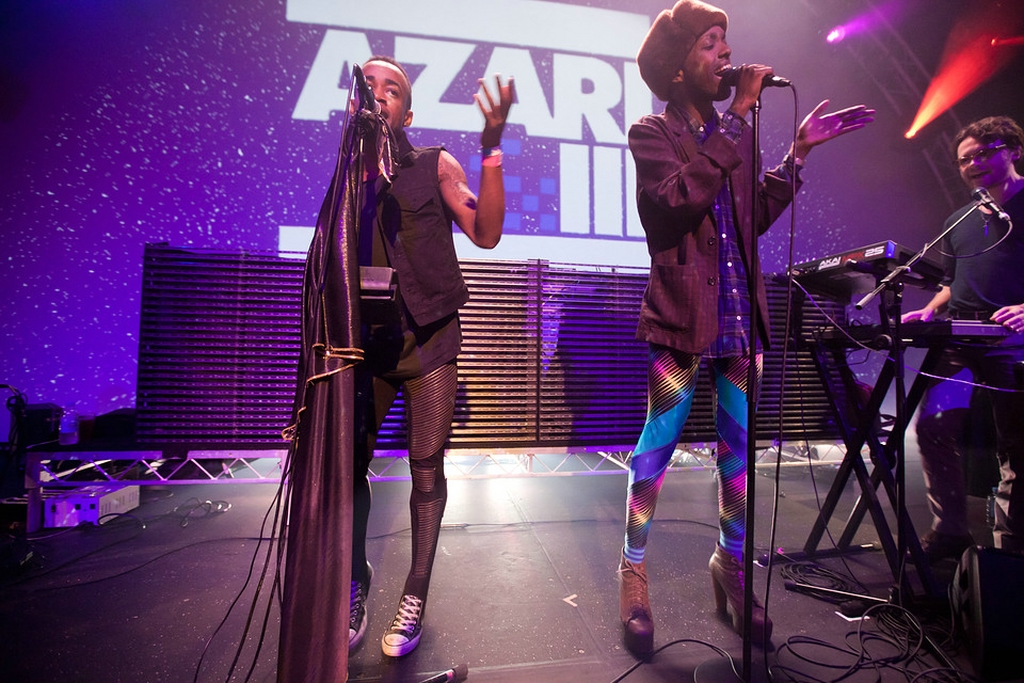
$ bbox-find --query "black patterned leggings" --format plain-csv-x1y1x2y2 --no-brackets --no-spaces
352,361,458,602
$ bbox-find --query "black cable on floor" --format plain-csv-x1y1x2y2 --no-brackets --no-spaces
608,638,740,683
769,603,980,683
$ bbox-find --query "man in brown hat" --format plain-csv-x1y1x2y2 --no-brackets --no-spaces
617,0,874,656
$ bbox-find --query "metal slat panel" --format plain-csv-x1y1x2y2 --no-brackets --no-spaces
136,245,844,448
137,246,304,444
537,265,650,445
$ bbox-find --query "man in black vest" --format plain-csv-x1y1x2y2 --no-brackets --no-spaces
349,56,514,657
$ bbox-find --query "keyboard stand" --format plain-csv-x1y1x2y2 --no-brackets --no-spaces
792,314,943,600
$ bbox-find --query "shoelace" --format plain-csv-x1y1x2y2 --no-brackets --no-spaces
350,581,367,622
389,595,423,632
619,563,649,608
713,552,747,589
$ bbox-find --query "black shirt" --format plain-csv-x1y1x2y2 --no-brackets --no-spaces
943,189,1024,317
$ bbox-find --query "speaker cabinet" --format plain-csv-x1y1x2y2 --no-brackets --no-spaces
952,545,1024,681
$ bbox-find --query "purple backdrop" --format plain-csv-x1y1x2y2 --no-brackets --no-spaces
2,0,1021,426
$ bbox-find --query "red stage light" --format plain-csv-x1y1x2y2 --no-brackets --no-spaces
906,6,1024,139
991,35,1024,47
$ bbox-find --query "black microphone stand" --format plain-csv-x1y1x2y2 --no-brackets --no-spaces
742,94,763,683
696,93,764,683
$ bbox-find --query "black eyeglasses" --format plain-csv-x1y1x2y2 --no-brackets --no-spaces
957,143,1007,169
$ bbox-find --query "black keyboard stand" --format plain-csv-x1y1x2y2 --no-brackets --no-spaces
790,211,990,601
795,313,943,600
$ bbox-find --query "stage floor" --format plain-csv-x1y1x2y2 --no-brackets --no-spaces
0,444,1002,683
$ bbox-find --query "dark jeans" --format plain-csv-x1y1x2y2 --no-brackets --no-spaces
915,333,1024,551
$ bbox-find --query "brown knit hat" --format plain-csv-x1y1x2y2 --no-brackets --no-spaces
637,0,729,101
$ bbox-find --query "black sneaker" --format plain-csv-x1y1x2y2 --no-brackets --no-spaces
349,562,373,649
381,594,424,657
920,530,973,563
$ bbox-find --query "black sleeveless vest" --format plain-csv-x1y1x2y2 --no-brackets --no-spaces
377,133,470,326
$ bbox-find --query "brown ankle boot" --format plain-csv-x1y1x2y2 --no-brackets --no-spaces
708,545,772,643
617,552,653,656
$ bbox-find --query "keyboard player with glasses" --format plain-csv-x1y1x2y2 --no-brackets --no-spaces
901,115,1024,561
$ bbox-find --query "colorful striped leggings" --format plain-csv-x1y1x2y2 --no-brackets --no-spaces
623,346,762,563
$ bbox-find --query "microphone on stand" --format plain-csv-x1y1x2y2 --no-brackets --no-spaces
971,187,1011,222
351,63,380,114
417,663,468,683
717,65,791,89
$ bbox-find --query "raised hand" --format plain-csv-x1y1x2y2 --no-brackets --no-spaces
475,74,516,148
793,100,875,159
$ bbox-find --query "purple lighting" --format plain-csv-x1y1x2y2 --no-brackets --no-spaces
826,26,847,44
825,15,874,44
825,0,907,45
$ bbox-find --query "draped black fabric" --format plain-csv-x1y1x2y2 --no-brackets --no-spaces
277,96,396,682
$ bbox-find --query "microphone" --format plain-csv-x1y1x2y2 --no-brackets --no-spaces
717,66,791,89
417,663,468,683
971,187,1010,222
351,63,380,114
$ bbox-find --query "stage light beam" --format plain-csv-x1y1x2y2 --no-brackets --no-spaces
905,6,1024,139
